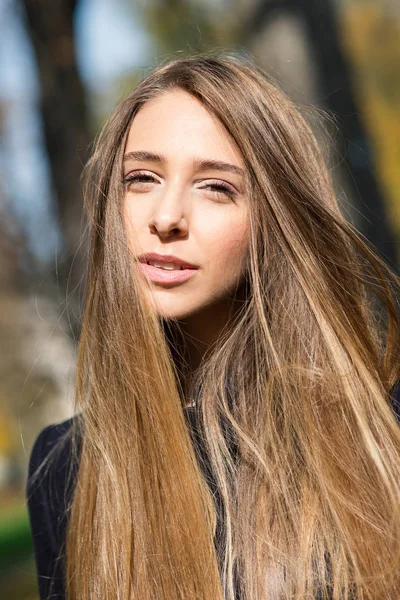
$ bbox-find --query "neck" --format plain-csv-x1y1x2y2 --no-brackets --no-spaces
178,289,247,401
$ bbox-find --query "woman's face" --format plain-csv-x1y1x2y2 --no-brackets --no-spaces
123,89,249,322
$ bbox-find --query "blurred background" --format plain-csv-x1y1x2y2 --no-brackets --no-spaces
0,0,399,597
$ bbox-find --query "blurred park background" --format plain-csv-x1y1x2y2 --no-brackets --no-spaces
0,0,399,597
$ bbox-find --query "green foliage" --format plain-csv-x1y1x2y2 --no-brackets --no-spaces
340,2,400,247
0,503,33,569
137,0,238,57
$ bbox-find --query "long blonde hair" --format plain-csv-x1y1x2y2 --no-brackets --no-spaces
62,52,400,599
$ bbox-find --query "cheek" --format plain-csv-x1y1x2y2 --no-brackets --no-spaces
123,199,141,231
123,201,145,252
206,217,249,275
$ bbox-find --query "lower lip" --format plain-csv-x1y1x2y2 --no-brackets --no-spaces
138,262,198,284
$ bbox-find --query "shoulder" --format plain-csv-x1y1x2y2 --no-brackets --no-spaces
26,415,83,599
28,416,76,467
27,415,82,504
29,415,79,458
26,415,83,553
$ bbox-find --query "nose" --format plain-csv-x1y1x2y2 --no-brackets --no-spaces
148,182,189,239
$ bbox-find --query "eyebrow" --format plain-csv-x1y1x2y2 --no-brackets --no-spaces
123,150,245,177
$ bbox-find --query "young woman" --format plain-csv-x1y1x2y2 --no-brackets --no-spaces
26,52,400,600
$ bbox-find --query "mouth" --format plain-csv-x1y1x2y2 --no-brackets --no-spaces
138,253,198,270
137,262,198,285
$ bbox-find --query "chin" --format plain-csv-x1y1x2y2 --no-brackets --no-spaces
153,297,203,322
150,298,189,320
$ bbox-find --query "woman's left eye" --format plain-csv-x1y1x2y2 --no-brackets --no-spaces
202,181,236,199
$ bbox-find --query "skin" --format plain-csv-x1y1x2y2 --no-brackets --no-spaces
123,89,249,374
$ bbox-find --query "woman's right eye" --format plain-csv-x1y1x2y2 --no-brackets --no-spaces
122,171,158,185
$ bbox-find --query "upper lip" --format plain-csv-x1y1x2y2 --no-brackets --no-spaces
138,253,198,269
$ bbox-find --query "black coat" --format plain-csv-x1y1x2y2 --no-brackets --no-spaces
26,385,400,600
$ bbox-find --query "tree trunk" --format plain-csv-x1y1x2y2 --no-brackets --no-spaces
241,0,398,273
22,0,92,338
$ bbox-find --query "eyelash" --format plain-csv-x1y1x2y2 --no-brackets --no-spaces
122,171,236,199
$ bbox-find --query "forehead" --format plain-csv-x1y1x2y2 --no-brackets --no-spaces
125,89,245,168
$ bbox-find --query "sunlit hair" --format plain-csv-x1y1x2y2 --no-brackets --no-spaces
47,52,400,598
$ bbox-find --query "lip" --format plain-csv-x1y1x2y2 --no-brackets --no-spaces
137,262,198,285
138,253,198,270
